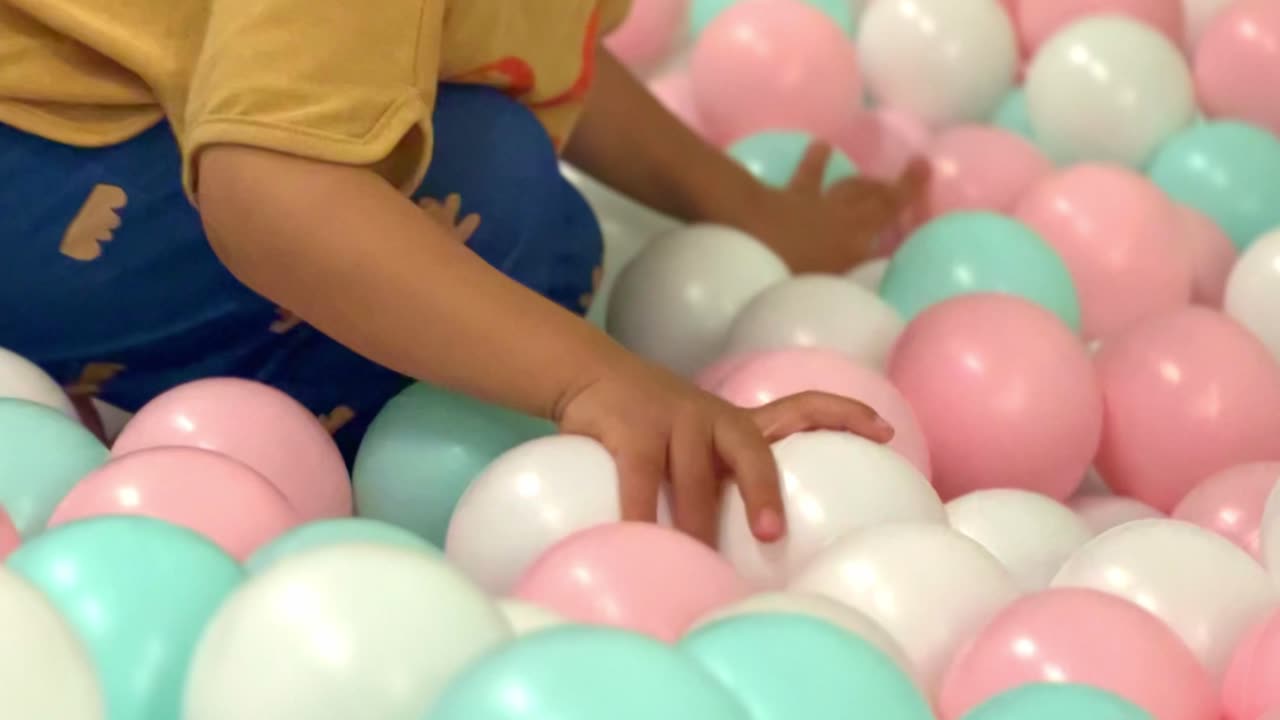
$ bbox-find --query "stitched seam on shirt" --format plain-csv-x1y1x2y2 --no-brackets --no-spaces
194,92,430,147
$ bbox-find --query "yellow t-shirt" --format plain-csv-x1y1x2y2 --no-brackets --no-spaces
0,0,631,197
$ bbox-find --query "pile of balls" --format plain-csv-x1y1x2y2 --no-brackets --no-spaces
3,0,1280,719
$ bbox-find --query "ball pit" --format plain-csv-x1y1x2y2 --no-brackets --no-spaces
3,1,1280,718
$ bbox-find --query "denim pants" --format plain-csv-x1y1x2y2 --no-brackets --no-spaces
0,84,603,462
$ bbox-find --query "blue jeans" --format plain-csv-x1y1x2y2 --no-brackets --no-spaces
0,85,603,462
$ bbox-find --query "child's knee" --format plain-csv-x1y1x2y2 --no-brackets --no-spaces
427,84,562,193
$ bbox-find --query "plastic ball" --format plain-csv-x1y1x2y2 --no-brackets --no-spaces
1171,462,1280,559
111,378,351,521
1222,607,1280,720
8,517,243,720
1016,0,1187,56
858,0,1018,127
0,346,75,418
690,0,863,143
714,348,931,476
513,522,749,642
1225,229,1280,360
1013,164,1192,339
887,294,1102,501
1053,518,1277,680
607,224,789,377
425,626,750,720
728,131,857,189
723,275,905,370
1026,16,1195,167
245,517,439,574
1093,307,1280,512
0,399,108,536
1195,0,1280,137
187,545,509,720
958,684,1154,720
690,0,860,37
47,447,299,561
681,614,933,720
1147,121,1280,252
446,436,670,594
0,566,104,720
1177,204,1237,307
605,0,690,72
718,431,944,588
881,212,1081,330
938,588,1217,720
1069,495,1166,534
353,382,554,548
924,125,1054,218
790,523,1019,695
946,489,1094,591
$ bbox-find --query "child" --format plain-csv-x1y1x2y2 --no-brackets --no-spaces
0,0,921,545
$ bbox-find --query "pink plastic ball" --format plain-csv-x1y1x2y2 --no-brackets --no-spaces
1094,307,1280,512
648,71,708,136
1017,0,1187,56
1195,0,1280,137
887,294,1103,501
48,447,300,561
1014,164,1192,340
112,378,352,521
694,352,765,392
925,125,1054,218
1177,204,1237,307
0,507,18,560
513,522,749,642
938,588,1217,720
606,0,691,72
715,348,931,478
690,0,863,144
1223,607,1280,720
859,107,932,180
1172,462,1280,559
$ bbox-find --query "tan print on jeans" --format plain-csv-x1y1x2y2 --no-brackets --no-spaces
61,184,128,261
65,362,126,398
319,405,356,435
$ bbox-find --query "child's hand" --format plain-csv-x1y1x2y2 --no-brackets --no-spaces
555,356,895,546
744,146,930,274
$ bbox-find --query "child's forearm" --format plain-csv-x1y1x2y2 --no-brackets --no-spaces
197,145,624,420
564,49,768,226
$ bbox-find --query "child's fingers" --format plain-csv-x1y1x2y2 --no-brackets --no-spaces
752,391,894,444
714,417,786,543
789,142,836,195
615,439,667,525
668,419,721,547
892,158,932,211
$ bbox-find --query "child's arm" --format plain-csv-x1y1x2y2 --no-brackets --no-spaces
196,145,894,544
565,50,928,272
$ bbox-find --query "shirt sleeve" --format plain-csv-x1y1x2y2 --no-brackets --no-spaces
182,0,444,200
600,0,633,33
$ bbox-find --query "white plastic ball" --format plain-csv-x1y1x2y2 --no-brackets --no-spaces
446,435,671,593
946,489,1094,591
1026,16,1196,167
858,0,1019,127
1052,518,1278,680
0,347,75,418
607,224,789,377
719,431,945,588
1069,495,1165,535
185,545,511,720
790,523,1019,694
723,274,905,370
692,590,915,677
846,257,890,293
1225,229,1280,362
0,567,103,720
497,599,569,637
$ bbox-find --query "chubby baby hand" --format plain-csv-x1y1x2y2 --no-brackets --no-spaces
553,356,895,546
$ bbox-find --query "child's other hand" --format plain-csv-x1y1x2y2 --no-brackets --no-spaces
554,356,895,546
745,145,930,274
